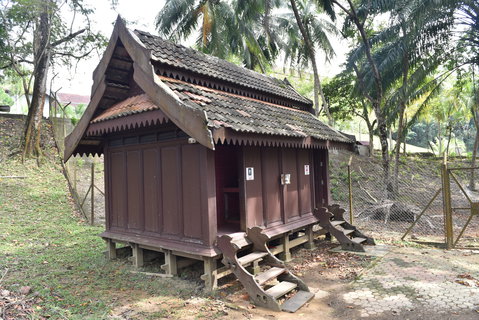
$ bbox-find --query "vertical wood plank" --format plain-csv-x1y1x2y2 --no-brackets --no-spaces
143,148,160,233
182,144,202,239
127,150,142,230
110,151,127,229
282,148,299,220
200,148,217,246
298,149,312,215
243,146,263,228
104,145,111,230
262,147,281,224
161,146,181,235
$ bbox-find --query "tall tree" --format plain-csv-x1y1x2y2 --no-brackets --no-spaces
315,0,458,193
456,0,479,189
372,1,455,192
324,71,376,155
0,0,105,159
156,0,279,72
281,0,335,120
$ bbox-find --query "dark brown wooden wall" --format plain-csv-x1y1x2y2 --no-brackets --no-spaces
106,138,216,245
242,146,325,229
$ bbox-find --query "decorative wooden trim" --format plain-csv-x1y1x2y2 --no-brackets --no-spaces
212,127,352,150
86,109,169,136
64,77,107,160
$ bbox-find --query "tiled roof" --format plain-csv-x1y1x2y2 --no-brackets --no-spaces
133,30,312,106
57,93,90,106
91,94,158,123
92,77,350,144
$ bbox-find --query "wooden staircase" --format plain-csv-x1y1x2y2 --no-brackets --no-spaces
315,204,375,252
216,227,314,312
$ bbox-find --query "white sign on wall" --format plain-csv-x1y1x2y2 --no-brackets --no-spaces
246,167,254,180
304,165,310,175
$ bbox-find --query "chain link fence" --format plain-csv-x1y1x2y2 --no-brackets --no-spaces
445,163,479,247
49,96,105,225
329,150,479,247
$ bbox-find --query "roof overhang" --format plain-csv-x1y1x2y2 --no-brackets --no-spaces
63,16,214,161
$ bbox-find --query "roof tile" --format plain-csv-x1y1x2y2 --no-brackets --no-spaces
92,77,350,144
134,30,312,106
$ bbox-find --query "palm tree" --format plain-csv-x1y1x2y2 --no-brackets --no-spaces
279,0,336,121
313,0,459,194
155,0,280,71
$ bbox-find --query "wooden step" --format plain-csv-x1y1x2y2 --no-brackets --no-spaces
255,267,286,285
230,233,252,249
265,281,297,299
281,290,315,313
237,251,268,266
351,237,366,244
343,229,354,236
331,220,345,226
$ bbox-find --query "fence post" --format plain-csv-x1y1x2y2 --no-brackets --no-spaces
91,161,95,226
73,163,77,191
348,155,354,224
441,158,453,249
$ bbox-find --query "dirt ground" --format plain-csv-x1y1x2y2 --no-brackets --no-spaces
104,239,374,320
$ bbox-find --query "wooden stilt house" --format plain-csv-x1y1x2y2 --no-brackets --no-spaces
65,17,374,312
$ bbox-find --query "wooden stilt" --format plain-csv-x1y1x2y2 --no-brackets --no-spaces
280,233,292,262
161,250,178,275
106,239,117,260
252,259,261,275
304,225,316,250
201,257,218,291
131,243,144,268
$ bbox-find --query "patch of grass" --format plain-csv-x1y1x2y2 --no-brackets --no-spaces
0,157,214,319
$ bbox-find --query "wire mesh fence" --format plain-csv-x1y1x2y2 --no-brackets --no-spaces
329,150,479,247
446,164,479,247
49,96,105,225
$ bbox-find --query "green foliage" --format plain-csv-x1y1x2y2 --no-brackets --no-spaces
278,0,336,71
323,71,363,122
156,0,280,71
0,0,106,98
62,103,87,125
0,88,13,106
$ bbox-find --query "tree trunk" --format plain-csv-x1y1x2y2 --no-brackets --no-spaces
470,111,479,190
445,124,453,156
23,1,51,159
437,119,442,155
363,104,374,156
368,131,374,156
377,111,390,195
393,32,409,194
333,0,389,189
289,0,332,124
